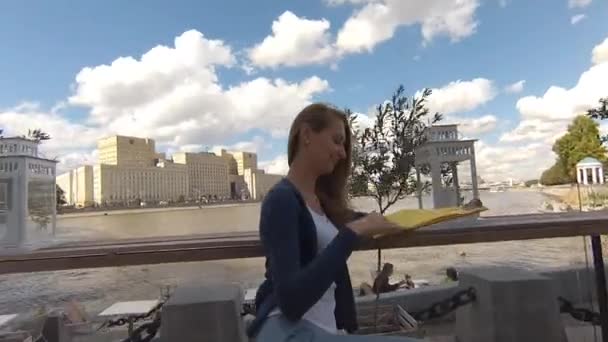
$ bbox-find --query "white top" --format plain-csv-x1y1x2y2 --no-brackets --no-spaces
270,206,339,334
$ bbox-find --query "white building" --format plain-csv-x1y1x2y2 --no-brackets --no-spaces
0,137,57,249
576,157,604,185
243,168,283,200
93,161,188,205
173,152,230,199
56,165,94,207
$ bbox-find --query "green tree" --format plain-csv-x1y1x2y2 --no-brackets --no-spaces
540,164,570,186
540,115,606,184
28,129,51,142
56,185,67,209
587,97,608,143
348,85,442,214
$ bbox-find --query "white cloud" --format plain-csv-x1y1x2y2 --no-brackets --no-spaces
260,154,289,175
248,11,337,68
490,35,608,181
500,36,608,145
570,14,586,25
516,63,608,122
68,29,329,147
592,38,608,65
568,0,592,8
0,103,104,173
212,136,271,154
2,30,331,171
0,103,102,156
504,80,526,94
445,114,498,135
335,0,480,53
426,78,496,115
474,141,552,182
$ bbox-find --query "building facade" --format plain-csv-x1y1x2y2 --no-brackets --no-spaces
232,151,257,176
56,165,94,207
58,135,284,205
173,152,230,199
243,168,283,200
93,136,189,205
0,137,57,248
93,162,188,205
98,136,156,167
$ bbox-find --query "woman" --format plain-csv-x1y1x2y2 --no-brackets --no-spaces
248,103,408,340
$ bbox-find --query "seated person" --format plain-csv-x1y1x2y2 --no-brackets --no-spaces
404,274,415,289
443,267,459,283
373,263,406,294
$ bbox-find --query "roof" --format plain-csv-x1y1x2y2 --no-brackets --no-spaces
577,157,602,166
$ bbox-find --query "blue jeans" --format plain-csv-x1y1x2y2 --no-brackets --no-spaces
254,316,421,341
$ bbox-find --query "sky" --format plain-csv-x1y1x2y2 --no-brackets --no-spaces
1,0,607,181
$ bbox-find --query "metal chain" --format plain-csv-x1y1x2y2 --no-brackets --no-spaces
558,296,601,325
120,315,161,342
99,301,165,330
411,286,476,322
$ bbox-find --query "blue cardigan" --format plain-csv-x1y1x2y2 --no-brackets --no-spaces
247,178,362,337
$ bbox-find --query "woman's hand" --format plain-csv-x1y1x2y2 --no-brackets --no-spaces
346,212,402,237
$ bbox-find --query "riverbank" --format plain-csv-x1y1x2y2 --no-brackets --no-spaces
58,201,261,219
538,184,608,212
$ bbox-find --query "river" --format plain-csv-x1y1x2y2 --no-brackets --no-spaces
0,189,594,316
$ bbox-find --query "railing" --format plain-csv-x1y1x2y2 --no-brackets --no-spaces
1,211,608,274
3,211,608,341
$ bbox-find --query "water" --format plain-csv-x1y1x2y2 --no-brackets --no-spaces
0,189,592,316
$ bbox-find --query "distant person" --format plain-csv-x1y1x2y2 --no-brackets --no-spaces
373,263,407,294
404,274,416,289
248,103,406,340
443,267,459,283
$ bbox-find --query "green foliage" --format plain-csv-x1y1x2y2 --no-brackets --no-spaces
56,185,67,209
28,129,51,142
348,85,442,214
540,115,606,184
540,164,570,186
587,97,608,143
524,179,539,187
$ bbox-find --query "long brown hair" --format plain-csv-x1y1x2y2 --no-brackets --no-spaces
287,103,352,226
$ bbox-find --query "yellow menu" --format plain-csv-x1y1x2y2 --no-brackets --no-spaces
385,206,487,230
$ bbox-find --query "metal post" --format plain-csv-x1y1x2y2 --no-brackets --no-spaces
591,235,608,341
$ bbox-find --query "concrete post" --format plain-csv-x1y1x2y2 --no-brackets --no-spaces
160,285,246,342
455,267,567,342
430,161,442,208
41,314,71,342
452,162,461,206
416,166,423,209
469,151,480,200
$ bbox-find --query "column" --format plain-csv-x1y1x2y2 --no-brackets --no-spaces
416,166,423,209
601,167,605,184
583,168,588,185
430,160,442,208
577,168,583,184
592,167,598,184
470,152,480,200
452,162,461,206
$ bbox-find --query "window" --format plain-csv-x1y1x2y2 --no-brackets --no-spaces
0,182,9,210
